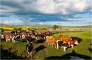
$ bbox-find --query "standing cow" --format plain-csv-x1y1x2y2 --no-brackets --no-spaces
56,40,69,53
26,42,33,58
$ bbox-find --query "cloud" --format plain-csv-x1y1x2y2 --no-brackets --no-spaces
0,0,91,15
0,19,24,25
0,0,91,26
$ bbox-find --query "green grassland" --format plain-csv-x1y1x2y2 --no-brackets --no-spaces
1,31,91,60
0,24,91,31
0,25,92,59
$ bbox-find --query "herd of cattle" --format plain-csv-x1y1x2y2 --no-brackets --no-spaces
0,30,82,57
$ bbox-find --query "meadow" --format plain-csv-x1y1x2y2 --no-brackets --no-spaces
1,30,92,60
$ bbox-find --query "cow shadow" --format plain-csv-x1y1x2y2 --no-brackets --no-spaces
88,48,92,54
45,50,91,60
88,44,92,54
31,45,46,58
35,45,46,53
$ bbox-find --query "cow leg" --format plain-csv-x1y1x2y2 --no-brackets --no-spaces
27,51,29,54
6,39,8,42
71,45,74,49
56,42,59,50
48,42,51,45
27,40,29,44
68,42,70,47
55,45,57,48
29,51,33,58
63,46,67,53
6,39,10,42
12,38,16,43
51,43,53,47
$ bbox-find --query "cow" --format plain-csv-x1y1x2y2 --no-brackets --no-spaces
59,34,79,49
46,36,53,45
56,40,69,53
71,37,82,43
0,33,5,40
11,35,16,43
36,34,45,40
5,35,11,42
49,37,56,47
21,34,26,42
15,34,21,40
26,34,34,44
26,42,33,58
11,30,18,35
46,36,57,48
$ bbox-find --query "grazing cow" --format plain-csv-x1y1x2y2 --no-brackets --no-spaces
26,42,33,58
5,35,11,42
0,33,5,40
46,36,57,48
71,37,82,43
11,30,17,35
63,38,78,49
11,35,16,43
31,34,36,39
59,34,79,49
46,36,53,45
56,40,69,53
49,37,56,47
15,34,21,40
21,34,26,42
26,34,33,44
36,34,45,40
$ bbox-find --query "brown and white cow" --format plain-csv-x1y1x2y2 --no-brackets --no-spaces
5,35,11,42
56,40,69,53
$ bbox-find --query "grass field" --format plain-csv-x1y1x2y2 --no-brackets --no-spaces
1,31,92,60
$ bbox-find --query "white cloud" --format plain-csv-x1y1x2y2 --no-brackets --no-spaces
39,22,43,25
0,19,24,25
0,5,19,14
1,0,91,15
30,0,91,14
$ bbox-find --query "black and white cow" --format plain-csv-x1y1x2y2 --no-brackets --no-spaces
0,33,5,40
56,40,69,53
15,34,21,40
71,37,82,43
35,33,45,42
26,34,34,44
11,35,16,43
26,42,33,58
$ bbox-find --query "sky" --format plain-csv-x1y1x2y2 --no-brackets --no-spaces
0,0,92,26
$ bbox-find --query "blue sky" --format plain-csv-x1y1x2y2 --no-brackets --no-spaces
0,0,92,26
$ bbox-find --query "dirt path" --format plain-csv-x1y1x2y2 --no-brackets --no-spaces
43,42,49,58
32,43,41,60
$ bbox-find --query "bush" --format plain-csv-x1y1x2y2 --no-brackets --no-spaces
42,28,47,30
0,28,4,32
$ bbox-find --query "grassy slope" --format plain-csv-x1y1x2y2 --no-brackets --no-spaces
1,31,92,59
52,31,91,57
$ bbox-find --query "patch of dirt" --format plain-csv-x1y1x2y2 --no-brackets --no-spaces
43,42,48,58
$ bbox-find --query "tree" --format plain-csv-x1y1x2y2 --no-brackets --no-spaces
53,25,59,30
0,28,4,32
13,28,17,30
18,28,22,31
